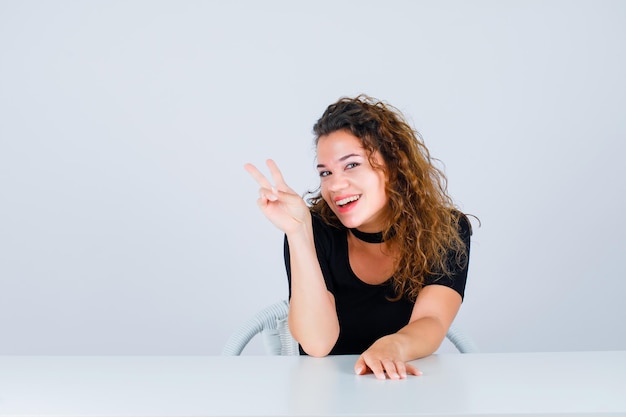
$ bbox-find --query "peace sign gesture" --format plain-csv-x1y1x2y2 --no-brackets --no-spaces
244,159,311,235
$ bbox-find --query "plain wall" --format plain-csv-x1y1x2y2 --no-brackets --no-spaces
1,0,625,355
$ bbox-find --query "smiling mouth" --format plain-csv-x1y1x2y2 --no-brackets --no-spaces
336,195,360,207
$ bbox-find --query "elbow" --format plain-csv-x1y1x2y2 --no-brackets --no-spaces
291,327,339,357
288,313,339,357
300,342,334,357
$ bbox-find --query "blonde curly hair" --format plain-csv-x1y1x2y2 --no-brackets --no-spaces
308,95,470,301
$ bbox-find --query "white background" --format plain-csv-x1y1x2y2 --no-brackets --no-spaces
1,0,625,355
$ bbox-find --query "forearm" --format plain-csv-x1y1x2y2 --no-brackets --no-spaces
392,316,448,361
286,224,340,357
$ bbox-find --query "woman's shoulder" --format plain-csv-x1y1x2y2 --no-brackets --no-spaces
443,208,470,235
452,210,473,240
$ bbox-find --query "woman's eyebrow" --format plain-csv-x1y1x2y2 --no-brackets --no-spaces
317,153,362,169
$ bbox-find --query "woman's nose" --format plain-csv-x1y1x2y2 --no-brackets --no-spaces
326,173,349,192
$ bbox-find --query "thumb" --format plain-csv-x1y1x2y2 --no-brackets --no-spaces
354,356,368,375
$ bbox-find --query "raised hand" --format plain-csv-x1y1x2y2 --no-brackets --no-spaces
244,159,311,235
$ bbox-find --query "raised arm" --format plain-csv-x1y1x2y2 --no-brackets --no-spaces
244,160,339,356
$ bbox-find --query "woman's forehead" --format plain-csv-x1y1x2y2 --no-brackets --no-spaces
316,131,365,158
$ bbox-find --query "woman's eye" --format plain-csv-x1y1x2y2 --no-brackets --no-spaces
346,162,360,170
319,170,331,178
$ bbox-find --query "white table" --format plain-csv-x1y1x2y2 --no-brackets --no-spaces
0,351,625,416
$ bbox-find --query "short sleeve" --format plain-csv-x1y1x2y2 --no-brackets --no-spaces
423,212,472,300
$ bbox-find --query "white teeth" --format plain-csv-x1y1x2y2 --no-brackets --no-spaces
337,195,360,206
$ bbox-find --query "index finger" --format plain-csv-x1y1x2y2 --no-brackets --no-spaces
364,359,386,380
244,163,273,189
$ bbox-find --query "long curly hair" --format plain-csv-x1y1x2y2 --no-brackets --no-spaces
308,95,468,302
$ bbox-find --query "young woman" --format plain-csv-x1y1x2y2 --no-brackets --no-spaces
245,95,471,380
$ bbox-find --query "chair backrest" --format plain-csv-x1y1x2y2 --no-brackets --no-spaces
221,299,478,356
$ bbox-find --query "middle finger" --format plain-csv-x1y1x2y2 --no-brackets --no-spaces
381,359,400,380
265,159,289,189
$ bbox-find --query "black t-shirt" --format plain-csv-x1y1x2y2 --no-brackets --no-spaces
284,211,471,355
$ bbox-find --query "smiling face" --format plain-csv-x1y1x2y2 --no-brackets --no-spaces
316,130,389,232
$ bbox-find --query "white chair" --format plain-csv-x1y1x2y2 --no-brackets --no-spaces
222,299,478,355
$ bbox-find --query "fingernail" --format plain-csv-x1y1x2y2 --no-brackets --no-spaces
355,366,362,374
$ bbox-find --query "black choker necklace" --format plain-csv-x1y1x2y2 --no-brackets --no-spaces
350,228,385,244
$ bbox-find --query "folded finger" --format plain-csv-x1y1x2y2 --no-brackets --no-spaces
258,187,278,202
